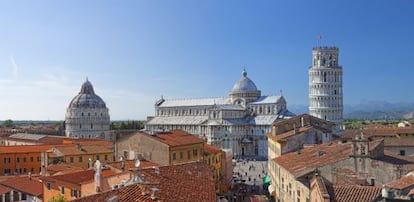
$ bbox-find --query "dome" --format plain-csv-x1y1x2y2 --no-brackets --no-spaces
68,79,107,108
231,69,258,92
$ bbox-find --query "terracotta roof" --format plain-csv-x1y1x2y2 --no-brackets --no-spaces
52,144,113,156
47,163,85,175
273,142,352,177
268,126,313,142
135,162,216,202
203,143,222,155
72,162,216,202
71,183,154,202
386,175,414,190
330,185,381,202
0,144,56,153
384,138,414,147
148,130,205,147
0,184,11,195
0,176,43,196
108,159,159,170
42,169,116,185
342,128,414,139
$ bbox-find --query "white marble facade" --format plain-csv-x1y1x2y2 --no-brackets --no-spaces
65,79,110,140
309,47,343,130
146,70,294,158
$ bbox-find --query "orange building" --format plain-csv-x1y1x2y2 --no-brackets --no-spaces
41,167,131,202
0,145,55,176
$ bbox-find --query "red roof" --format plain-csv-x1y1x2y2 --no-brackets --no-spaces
148,130,205,147
386,175,414,190
52,144,113,156
108,159,159,170
331,185,381,202
203,143,222,155
71,183,154,202
0,176,43,196
273,142,352,177
0,144,56,153
0,184,11,195
72,162,216,202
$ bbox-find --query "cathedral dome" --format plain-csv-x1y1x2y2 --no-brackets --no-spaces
229,69,261,103
231,69,258,92
68,79,107,108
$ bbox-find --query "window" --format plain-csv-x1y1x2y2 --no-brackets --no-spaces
23,157,26,162
61,186,65,194
188,151,191,159
16,157,20,163
91,124,93,129
193,149,198,157
37,157,40,162
70,157,74,163
180,152,183,160
79,156,83,162
71,189,78,197
23,168,26,173
96,155,100,160
4,169,11,174
47,183,51,190
172,153,176,161
123,151,128,159
30,157,33,162
105,155,108,161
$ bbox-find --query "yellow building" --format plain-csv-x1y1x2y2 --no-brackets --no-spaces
203,143,225,193
115,129,205,166
45,144,114,170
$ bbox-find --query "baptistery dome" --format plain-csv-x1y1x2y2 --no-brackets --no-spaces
229,69,261,103
68,80,107,108
65,79,110,140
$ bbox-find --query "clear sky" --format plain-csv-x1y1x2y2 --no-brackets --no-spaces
0,0,413,120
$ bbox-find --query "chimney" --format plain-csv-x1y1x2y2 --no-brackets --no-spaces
149,186,159,200
154,166,160,175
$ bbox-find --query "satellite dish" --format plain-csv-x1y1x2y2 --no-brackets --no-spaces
135,159,141,168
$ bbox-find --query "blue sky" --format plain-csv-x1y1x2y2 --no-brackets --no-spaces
0,1,413,120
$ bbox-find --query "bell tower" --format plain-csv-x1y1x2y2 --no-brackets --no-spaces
309,46,343,130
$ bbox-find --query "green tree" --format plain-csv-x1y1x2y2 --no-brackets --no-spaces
2,119,14,127
48,195,68,202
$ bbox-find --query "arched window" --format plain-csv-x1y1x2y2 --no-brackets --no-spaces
324,72,327,82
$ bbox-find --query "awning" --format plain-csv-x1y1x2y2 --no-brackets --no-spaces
262,175,271,184
268,184,275,194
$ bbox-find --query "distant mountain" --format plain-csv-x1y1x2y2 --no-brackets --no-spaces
344,100,414,120
289,101,414,120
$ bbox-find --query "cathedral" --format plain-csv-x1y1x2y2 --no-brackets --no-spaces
146,70,294,158
65,79,110,140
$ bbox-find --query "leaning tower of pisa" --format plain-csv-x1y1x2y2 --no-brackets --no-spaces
309,46,343,130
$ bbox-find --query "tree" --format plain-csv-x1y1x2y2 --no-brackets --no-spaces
2,119,14,127
48,195,67,202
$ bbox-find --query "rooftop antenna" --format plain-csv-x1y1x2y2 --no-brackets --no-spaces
280,90,283,97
